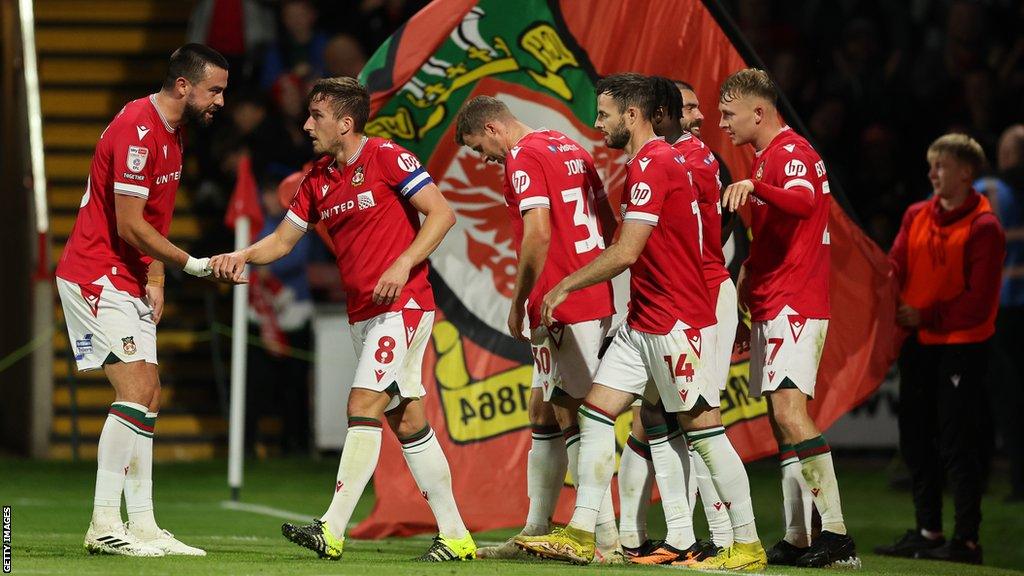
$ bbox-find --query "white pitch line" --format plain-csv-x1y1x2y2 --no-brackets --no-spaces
219,500,311,523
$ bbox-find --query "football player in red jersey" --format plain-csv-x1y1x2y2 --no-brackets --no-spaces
515,73,766,571
453,96,621,561
210,77,475,563
613,77,738,566
55,44,229,558
718,68,859,569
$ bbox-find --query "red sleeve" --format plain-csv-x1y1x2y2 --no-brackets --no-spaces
583,149,607,200
377,142,434,199
110,122,157,200
505,150,550,213
920,214,1006,331
752,180,814,218
285,171,320,231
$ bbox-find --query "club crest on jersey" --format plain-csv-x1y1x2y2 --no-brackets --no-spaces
397,152,421,173
357,191,375,210
352,165,365,186
629,181,652,206
511,170,531,194
755,162,764,180
122,336,137,355
127,146,149,173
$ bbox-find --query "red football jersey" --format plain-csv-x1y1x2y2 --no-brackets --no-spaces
287,137,436,323
502,129,615,326
620,138,715,334
56,96,184,297
746,127,831,320
672,132,729,288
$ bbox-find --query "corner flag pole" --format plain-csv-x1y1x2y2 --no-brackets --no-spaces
227,216,250,501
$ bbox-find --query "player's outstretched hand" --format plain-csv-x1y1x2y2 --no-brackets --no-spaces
722,179,755,212
507,303,528,342
209,252,248,284
540,283,569,327
374,259,411,306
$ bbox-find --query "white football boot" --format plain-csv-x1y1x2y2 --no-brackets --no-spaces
127,521,207,556
84,522,165,556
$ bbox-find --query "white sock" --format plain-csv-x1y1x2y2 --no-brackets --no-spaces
688,426,758,544
649,427,695,550
617,435,653,548
93,402,148,529
124,410,160,535
691,447,734,547
524,425,566,534
779,443,812,547
567,405,618,533
322,419,383,538
796,436,846,535
565,423,618,546
401,425,469,539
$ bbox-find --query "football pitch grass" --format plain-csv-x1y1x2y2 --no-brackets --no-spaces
3,456,1022,575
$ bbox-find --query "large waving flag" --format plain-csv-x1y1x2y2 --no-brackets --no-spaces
351,0,902,538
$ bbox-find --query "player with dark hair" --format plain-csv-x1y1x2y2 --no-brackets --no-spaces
454,95,622,561
718,67,859,568
515,73,766,570
210,77,476,563
56,43,230,557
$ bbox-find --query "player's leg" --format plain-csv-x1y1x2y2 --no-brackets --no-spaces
516,325,647,564
767,412,814,561
682,405,766,570
618,402,654,555
477,388,565,559
628,400,696,564
386,398,475,561
57,278,164,557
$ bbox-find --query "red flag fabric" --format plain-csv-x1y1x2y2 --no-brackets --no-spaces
224,155,264,240
350,0,903,537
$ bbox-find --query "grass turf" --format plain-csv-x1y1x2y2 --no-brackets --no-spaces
2,456,1022,575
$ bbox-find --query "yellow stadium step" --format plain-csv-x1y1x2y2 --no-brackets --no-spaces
45,152,92,180
49,212,201,240
34,1,192,25
41,57,166,87
44,122,105,150
49,442,220,461
52,414,227,437
41,88,126,119
53,328,209,354
52,383,211,410
49,185,191,210
36,27,185,56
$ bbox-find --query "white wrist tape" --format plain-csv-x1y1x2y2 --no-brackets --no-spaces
183,256,211,278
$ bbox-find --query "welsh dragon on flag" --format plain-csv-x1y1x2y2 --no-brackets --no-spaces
351,0,901,537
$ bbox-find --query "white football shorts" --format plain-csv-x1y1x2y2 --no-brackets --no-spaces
595,321,719,413
530,317,612,401
351,308,434,412
713,278,739,391
748,305,828,397
56,275,157,371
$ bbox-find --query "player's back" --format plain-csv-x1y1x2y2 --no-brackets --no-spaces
503,129,614,326
747,127,830,320
56,96,183,297
672,133,728,288
621,138,715,334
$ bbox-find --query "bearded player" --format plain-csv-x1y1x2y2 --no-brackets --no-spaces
55,44,229,557
617,76,738,566
718,68,859,568
211,77,475,562
453,96,622,561
516,73,767,571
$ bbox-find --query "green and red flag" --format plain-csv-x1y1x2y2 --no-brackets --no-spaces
350,0,901,538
